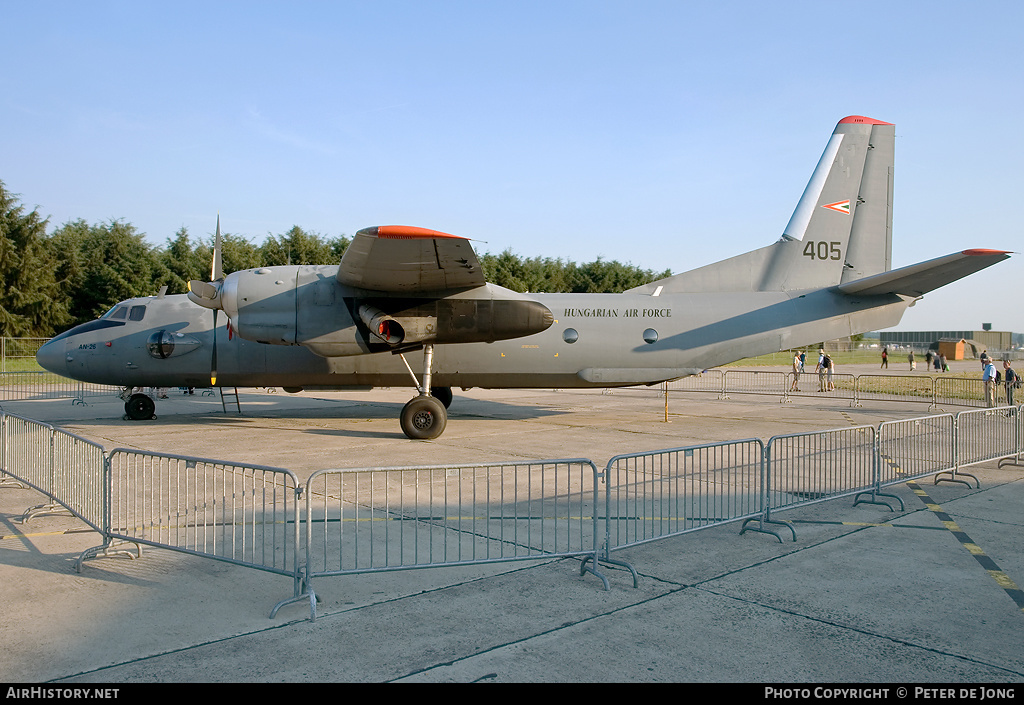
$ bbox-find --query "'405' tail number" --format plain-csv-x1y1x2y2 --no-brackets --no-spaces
803,240,842,261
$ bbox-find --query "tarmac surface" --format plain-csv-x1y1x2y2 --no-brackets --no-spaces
1,361,1022,684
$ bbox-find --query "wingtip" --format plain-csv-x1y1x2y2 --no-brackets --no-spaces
961,249,1012,256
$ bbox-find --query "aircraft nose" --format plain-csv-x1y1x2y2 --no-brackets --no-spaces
35,338,66,375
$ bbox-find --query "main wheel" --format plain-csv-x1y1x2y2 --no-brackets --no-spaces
400,396,447,440
431,386,453,409
125,393,156,420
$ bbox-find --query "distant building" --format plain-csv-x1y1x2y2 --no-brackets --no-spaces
879,330,1013,357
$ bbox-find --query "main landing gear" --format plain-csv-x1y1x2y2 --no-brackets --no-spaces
397,343,451,440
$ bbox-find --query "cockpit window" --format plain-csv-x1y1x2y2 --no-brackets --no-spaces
129,305,147,321
104,306,128,320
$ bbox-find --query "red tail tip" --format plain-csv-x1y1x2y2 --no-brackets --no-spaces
838,116,894,126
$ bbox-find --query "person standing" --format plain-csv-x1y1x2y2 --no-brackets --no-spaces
908,350,916,371
925,350,933,370
881,347,888,368
790,352,801,391
815,349,827,392
1004,360,1017,407
983,357,997,407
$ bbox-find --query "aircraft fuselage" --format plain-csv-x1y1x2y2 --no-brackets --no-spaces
38,272,911,392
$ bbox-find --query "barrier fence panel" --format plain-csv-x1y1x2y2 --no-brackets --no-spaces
722,370,789,398
1,413,55,494
855,374,935,406
0,371,120,402
665,370,725,395
304,461,601,584
46,427,107,532
875,414,956,490
0,413,107,528
765,426,877,514
933,377,986,409
105,449,302,580
955,407,1019,470
789,371,857,402
603,440,765,552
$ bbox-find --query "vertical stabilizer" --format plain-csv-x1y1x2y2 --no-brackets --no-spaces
759,116,894,291
625,116,896,296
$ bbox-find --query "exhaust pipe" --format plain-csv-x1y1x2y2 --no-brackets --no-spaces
358,305,405,346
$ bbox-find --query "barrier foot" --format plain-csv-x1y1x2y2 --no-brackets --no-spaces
740,517,796,543
853,490,905,511
997,454,1024,468
76,540,142,573
583,553,637,589
270,588,318,622
21,502,73,523
935,471,979,489
576,555,612,591
0,476,30,490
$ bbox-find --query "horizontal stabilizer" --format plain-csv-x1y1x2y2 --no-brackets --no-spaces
837,249,1010,298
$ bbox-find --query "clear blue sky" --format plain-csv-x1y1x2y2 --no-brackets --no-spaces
3,1,1022,334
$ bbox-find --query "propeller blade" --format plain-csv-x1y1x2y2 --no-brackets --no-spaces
211,308,218,387
212,214,224,282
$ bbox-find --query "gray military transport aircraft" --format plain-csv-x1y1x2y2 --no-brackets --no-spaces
37,116,1010,439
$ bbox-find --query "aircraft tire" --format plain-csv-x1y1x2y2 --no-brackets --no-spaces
431,386,453,409
400,396,447,440
125,393,156,420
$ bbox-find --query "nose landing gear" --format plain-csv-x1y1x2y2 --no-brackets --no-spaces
123,392,157,421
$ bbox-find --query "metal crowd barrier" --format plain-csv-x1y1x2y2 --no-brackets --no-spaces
603,440,765,553
661,370,998,411
304,460,605,619
0,413,106,529
854,374,935,406
765,425,877,514
98,449,307,617
875,414,956,491
0,371,121,403
952,406,1020,486
3,405,1023,622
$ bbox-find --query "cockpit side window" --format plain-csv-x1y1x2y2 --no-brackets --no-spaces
105,306,128,320
129,305,147,321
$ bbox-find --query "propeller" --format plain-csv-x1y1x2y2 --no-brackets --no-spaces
187,215,225,386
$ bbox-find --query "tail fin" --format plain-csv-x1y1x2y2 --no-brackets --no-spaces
778,115,894,288
627,116,895,294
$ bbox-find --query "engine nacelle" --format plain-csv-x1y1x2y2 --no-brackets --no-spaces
190,265,553,358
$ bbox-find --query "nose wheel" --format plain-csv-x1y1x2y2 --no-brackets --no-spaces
124,393,157,421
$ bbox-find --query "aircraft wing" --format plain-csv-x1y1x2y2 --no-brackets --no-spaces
337,225,485,292
837,249,1010,298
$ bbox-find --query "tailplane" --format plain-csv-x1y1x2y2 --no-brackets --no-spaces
629,116,895,294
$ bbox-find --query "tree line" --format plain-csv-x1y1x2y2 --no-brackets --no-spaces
0,180,671,337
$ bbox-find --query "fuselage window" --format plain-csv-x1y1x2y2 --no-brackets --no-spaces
643,328,659,344
562,328,579,344
129,305,147,321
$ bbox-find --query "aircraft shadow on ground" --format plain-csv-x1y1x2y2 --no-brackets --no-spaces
48,396,571,440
